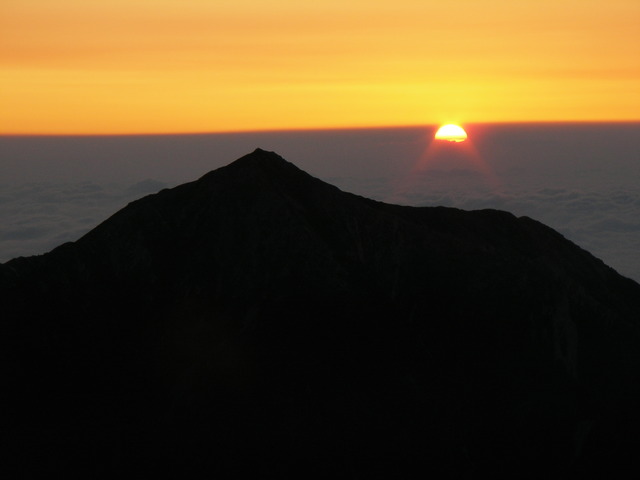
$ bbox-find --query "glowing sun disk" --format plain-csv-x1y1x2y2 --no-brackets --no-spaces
435,124,468,142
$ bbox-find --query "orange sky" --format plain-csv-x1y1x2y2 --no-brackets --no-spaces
2,0,639,134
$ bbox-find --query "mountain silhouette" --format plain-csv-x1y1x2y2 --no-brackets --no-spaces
3,148,640,478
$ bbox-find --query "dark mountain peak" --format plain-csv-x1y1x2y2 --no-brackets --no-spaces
3,149,640,478
207,147,301,178
191,147,330,196
226,147,291,173
244,147,286,161
180,149,346,229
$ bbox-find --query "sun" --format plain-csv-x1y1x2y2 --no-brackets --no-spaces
435,124,468,142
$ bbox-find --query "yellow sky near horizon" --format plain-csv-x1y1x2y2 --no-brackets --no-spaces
1,0,639,134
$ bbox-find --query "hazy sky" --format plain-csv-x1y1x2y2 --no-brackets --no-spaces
2,0,639,134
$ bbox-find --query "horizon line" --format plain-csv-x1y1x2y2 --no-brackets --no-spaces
2,120,640,138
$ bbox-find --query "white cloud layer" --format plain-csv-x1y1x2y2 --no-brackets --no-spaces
0,180,166,263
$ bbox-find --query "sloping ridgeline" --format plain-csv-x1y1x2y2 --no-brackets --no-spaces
2,149,640,478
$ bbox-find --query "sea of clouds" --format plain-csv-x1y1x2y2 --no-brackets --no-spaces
1,123,639,282
0,179,167,263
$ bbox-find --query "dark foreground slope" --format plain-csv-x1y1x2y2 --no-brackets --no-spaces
3,149,640,478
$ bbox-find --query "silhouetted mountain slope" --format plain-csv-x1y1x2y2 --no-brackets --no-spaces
3,149,640,478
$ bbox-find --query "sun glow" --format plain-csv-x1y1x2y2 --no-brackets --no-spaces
1,1,639,134
435,124,468,142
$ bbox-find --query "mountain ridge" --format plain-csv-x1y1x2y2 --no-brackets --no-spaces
3,148,640,478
